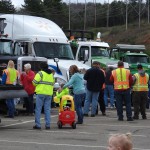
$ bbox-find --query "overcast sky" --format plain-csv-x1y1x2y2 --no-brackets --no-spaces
11,0,109,7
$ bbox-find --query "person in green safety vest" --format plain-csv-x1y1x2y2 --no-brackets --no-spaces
56,84,69,106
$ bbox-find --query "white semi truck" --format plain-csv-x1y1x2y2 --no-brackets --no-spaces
0,14,89,87
0,17,48,99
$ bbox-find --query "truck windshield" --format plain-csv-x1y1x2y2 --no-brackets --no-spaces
0,40,13,55
91,47,109,57
126,55,148,63
34,42,74,60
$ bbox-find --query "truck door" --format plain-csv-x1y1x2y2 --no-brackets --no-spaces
75,44,91,66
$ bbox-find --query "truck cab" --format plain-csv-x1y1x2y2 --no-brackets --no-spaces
0,17,48,99
110,44,150,74
75,40,111,68
65,30,128,69
0,14,90,87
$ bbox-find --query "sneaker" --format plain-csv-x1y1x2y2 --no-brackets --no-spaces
33,125,41,130
45,126,50,130
29,113,34,116
142,116,147,120
4,115,14,118
133,116,139,120
127,117,133,121
91,114,95,117
76,121,83,124
118,118,123,121
102,112,106,116
83,114,89,117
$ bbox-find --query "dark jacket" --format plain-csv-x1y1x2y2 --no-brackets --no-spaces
84,66,105,92
105,68,113,85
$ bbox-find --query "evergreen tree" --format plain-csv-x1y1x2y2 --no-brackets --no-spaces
22,0,44,17
0,0,16,14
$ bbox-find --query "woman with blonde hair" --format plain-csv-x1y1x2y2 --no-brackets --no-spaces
107,133,133,150
2,60,19,118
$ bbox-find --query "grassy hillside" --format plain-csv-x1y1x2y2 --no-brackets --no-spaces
91,23,150,55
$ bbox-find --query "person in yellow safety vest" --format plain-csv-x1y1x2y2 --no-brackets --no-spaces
110,61,133,121
132,64,149,120
56,84,69,106
1,60,19,118
32,62,54,130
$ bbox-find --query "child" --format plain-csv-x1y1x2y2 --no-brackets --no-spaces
55,84,69,106
107,133,133,150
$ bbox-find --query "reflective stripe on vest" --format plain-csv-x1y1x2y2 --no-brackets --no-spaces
4,68,18,84
112,68,130,90
33,71,54,95
132,73,149,91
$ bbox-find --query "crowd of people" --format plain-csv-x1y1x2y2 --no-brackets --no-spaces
1,60,150,132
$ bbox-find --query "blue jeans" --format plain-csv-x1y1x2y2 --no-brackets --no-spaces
115,89,132,119
6,99,15,117
84,89,100,115
74,93,86,123
104,85,114,107
35,94,52,128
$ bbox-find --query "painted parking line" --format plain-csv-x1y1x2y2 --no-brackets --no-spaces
0,115,57,128
0,139,149,150
87,123,150,128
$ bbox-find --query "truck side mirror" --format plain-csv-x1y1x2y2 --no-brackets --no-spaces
54,58,59,63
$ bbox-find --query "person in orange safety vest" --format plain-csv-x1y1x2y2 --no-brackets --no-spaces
132,64,149,120
110,61,133,121
1,60,19,118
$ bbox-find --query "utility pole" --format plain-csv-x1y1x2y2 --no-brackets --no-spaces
69,0,71,30
106,0,109,28
84,0,87,30
126,0,128,30
94,0,97,28
139,0,141,28
148,0,149,23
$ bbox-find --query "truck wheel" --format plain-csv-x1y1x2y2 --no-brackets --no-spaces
72,122,76,129
57,121,62,129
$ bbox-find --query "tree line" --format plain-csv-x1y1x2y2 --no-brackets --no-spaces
0,0,149,30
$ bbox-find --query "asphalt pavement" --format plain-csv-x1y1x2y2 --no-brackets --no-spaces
0,107,150,150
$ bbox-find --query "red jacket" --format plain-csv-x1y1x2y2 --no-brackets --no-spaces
20,70,35,95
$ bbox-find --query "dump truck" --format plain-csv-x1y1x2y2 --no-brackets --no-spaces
110,44,150,74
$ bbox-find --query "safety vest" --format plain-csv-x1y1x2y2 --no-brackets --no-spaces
3,68,18,84
32,71,54,96
112,68,130,90
56,88,69,106
132,73,149,91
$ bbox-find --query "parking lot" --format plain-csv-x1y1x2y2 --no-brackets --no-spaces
0,107,150,150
